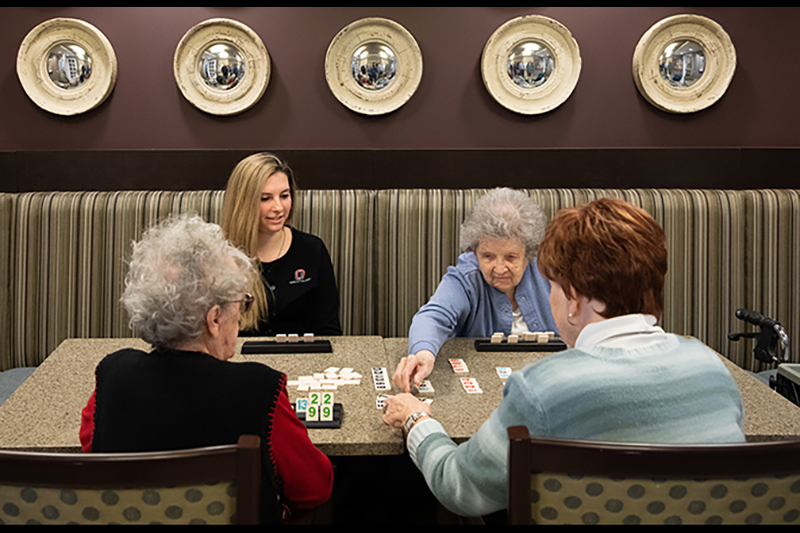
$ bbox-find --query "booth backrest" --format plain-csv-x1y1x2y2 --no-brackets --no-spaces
2,189,798,371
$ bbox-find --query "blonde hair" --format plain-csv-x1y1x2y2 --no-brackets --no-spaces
221,153,297,331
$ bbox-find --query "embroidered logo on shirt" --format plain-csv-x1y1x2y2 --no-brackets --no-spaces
289,269,311,285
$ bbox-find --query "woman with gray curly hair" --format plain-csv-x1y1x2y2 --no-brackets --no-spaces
120,214,257,357
392,188,558,392
79,215,332,524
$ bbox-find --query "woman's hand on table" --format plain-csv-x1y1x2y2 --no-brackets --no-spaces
392,350,435,393
382,393,432,429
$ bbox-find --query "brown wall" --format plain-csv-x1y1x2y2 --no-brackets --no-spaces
1,7,798,190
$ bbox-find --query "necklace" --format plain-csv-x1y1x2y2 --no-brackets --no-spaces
271,227,286,262
260,226,288,263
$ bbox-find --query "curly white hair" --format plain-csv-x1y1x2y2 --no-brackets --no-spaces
121,214,257,349
459,188,547,261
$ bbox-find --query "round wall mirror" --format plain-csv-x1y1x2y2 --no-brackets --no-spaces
174,18,270,116
45,41,93,90
17,18,117,116
325,18,422,115
658,39,705,88
198,42,246,91
506,40,555,90
481,15,581,115
351,41,398,91
633,15,735,114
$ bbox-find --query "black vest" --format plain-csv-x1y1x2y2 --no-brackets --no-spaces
91,348,284,523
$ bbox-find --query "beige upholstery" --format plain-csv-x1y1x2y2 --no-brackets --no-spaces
2,189,798,371
0,435,262,525
0,482,238,525
507,426,800,525
0,193,12,366
528,471,800,525
294,190,375,337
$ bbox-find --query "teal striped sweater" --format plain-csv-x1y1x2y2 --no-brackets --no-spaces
408,335,745,517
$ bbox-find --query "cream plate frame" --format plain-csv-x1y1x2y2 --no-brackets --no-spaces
173,18,270,116
632,14,736,114
325,17,423,116
17,18,118,116
481,15,582,115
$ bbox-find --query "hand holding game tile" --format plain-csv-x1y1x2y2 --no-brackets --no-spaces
392,350,435,393
381,393,431,429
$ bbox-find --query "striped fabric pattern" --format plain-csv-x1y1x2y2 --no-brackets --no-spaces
0,194,12,367
373,189,489,337
1,189,797,372
743,190,800,369
293,190,375,337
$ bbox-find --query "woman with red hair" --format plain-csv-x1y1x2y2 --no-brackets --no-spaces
383,198,745,519
538,197,670,346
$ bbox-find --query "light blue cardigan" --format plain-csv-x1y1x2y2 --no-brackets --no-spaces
408,252,558,357
407,335,746,517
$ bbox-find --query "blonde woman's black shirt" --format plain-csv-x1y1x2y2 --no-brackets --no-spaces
241,227,342,337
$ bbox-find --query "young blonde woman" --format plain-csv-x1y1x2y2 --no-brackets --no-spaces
221,153,342,336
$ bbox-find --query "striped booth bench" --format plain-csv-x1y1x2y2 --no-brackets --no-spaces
1,189,798,373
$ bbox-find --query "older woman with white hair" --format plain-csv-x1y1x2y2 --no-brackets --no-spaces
383,198,744,519
79,215,332,524
392,188,558,392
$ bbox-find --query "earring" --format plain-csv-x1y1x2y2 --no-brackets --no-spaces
567,312,577,326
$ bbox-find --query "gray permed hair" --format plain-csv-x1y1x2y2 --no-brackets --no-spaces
121,214,258,349
460,188,547,261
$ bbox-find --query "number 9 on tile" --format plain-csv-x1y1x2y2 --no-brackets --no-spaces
307,391,320,421
321,391,334,422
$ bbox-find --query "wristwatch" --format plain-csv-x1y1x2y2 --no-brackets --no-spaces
403,411,431,437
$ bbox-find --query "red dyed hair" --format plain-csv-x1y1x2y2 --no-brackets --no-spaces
538,198,667,318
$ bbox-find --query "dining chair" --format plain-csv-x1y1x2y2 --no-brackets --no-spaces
507,426,800,525
0,434,263,525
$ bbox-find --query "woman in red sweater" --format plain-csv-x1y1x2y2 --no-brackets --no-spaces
79,214,332,524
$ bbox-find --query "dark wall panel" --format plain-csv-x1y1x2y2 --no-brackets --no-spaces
3,149,797,192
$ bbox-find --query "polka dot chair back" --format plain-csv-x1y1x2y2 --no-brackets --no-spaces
508,426,800,525
0,435,263,525
0,483,237,525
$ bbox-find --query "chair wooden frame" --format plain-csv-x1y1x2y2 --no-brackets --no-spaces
0,434,262,524
508,426,800,525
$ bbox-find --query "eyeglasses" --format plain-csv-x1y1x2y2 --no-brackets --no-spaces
226,292,254,314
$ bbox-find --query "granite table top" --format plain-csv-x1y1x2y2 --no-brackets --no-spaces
383,337,800,443
0,337,404,456
2,336,798,458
